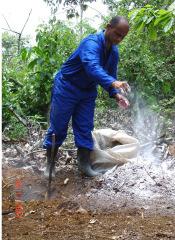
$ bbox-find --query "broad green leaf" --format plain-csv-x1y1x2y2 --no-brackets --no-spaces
136,21,145,32
154,13,170,26
158,9,169,15
144,5,153,9
128,9,139,21
164,18,174,32
28,58,38,69
146,16,154,24
161,16,172,27
168,1,175,13
33,47,43,56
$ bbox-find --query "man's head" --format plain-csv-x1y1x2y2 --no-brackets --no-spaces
105,16,129,45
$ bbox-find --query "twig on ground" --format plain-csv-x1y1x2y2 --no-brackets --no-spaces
8,106,28,127
29,140,43,152
25,149,46,157
2,210,15,215
2,179,12,189
14,145,24,156
60,148,76,151
143,166,161,186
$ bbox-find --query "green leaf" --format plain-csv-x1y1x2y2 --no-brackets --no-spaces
164,18,174,32
21,48,28,61
28,58,38,69
146,16,154,24
158,9,169,15
143,15,148,23
144,5,153,9
136,21,145,32
154,13,170,26
33,46,43,56
128,9,139,21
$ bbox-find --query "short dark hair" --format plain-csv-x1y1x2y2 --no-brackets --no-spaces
110,16,129,27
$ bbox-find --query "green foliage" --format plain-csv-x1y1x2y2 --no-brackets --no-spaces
2,32,19,57
2,32,30,129
3,19,97,134
43,0,96,17
129,4,175,40
118,31,175,100
104,0,174,12
2,2,175,141
159,96,175,116
75,20,96,40
152,96,175,118
19,20,78,116
123,4,175,105
4,117,28,140
102,1,175,109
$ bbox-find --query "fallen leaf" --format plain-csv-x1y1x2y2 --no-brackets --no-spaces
89,219,97,224
64,178,69,185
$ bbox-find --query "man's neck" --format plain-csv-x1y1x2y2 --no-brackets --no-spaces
104,30,112,50
106,41,112,51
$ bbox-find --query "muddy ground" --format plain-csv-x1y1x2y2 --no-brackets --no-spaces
2,108,175,239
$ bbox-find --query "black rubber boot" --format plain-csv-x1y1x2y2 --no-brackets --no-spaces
44,147,58,178
77,148,99,177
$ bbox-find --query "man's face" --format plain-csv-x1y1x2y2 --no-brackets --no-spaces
105,21,129,45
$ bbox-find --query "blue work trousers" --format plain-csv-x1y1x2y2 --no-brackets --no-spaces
43,72,97,150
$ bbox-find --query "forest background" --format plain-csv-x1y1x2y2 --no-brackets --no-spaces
2,0,175,140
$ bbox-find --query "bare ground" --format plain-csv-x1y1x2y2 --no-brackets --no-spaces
2,108,175,239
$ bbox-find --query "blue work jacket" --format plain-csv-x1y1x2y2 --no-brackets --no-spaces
59,30,120,97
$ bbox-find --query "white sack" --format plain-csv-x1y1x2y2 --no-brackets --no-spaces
90,129,140,173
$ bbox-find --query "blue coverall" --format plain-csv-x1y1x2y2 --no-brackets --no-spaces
43,30,120,150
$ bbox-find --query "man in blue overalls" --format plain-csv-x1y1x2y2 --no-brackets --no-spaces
43,16,130,177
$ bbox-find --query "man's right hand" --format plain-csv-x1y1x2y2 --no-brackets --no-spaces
115,93,130,109
111,81,130,94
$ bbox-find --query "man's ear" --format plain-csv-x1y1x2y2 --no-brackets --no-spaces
106,23,111,29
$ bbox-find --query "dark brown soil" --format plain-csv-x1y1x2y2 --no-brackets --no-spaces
2,165,175,240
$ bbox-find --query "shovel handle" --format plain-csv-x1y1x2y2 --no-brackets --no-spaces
51,133,56,162
48,133,56,190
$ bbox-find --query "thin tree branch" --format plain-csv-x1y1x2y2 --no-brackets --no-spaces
2,15,12,31
2,10,32,53
20,9,32,35
7,106,28,127
86,5,105,18
1,28,20,35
